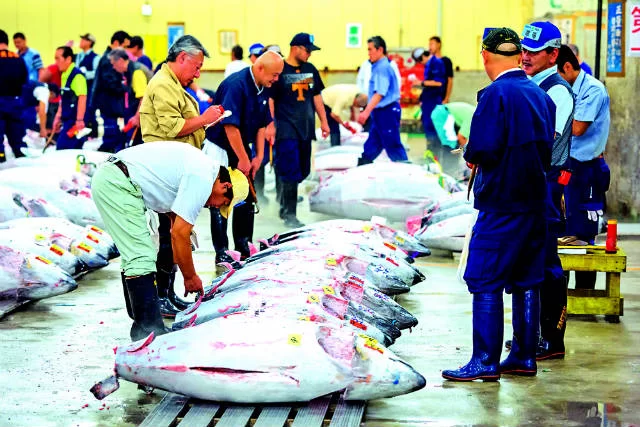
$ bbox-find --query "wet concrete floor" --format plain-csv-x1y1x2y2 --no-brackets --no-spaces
1,136,639,426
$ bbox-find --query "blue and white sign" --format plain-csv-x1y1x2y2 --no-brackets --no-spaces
168,23,185,51
607,1,624,74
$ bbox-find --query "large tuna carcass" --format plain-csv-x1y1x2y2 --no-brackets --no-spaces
314,145,390,180
91,317,425,403
0,185,67,222
0,228,85,275
264,219,431,258
9,149,109,177
1,217,117,261
309,163,449,223
0,245,77,311
414,213,474,252
0,168,104,227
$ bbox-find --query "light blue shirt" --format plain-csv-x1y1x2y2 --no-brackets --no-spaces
530,65,574,135
18,47,43,82
570,70,610,161
369,57,400,109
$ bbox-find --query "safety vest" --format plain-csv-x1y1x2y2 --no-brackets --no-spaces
539,72,575,172
60,67,82,121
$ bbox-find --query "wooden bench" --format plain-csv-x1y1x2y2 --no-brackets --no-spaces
558,245,627,323
139,392,366,427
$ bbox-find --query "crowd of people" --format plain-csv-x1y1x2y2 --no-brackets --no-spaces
0,24,611,384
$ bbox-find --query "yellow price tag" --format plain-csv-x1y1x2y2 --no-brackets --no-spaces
35,256,52,265
360,335,384,354
326,258,337,267
362,224,372,232
50,244,65,256
298,316,311,321
394,235,405,244
307,294,320,304
34,234,47,242
77,242,92,253
322,286,335,295
288,334,302,346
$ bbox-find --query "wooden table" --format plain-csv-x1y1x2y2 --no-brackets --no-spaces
558,245,626,323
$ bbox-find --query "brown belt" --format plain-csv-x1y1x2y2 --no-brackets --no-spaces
108,157,129,177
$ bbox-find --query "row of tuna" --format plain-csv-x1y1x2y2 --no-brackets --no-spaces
0,150,117,317
92,220,430,403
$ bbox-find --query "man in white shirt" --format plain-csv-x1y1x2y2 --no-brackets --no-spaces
224,45,249,78
91,141,248,340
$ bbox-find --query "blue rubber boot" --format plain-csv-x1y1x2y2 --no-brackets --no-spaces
500,288,540,376
442,292,503,382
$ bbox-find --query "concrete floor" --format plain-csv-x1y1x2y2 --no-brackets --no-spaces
1,136,639,426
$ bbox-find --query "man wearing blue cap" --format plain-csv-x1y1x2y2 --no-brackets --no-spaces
518,21,575,361
556,44,611,290
442,27,555,382
267,33,330,228
248,43,264,64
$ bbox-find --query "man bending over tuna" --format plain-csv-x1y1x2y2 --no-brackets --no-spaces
92,141,248,341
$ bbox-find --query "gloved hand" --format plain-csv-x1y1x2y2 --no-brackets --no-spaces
587,210,603,222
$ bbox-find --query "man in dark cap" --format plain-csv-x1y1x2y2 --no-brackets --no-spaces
267,33,330,228
442,27,556,382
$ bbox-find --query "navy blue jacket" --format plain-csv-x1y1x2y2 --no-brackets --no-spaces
464,69,555,213
91,47,126,117
206,67,271,168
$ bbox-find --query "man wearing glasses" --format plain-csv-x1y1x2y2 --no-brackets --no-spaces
267,33,330,228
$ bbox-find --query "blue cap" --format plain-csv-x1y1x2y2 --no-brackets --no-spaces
290,33,320,51
248,43,264,57
521,21,562,52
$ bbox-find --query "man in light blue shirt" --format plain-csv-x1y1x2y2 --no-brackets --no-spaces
356,35,407,164
13,32,43,82
521,21,575,361
557,44,611,290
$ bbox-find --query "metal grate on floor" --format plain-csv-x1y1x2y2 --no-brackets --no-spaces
139,392,366,427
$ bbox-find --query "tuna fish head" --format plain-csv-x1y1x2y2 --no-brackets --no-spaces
18,253,77,300
343,335,426,400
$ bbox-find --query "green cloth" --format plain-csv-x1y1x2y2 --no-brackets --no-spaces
445,102,475,139
91,162,157,277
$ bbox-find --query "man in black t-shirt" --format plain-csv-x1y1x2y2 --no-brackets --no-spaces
267,33,330,228
429,36,454,104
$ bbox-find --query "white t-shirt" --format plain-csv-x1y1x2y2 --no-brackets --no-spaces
116,142,221,225
33,85,49,114
224,60,249,78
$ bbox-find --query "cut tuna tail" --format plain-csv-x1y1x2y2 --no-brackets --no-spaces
90,375,120,400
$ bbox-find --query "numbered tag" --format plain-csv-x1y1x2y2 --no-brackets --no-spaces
34,234,47,242
36,256,53,265
307,294,320,304
394,235,405,244
288,334,302,346
326,258,337,267
50,244,65,256
322,286,335,295
362,224,372,232
360,335,384,354
298,316,311,322
383,242,397,251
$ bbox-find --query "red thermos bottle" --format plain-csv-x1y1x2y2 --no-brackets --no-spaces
605,220,617,253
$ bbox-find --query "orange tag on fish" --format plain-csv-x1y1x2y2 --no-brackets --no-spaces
50,244,65,256
361,335,384,354
86,234,100,244
383,242,397,250
89,226,104,235
77,242,92,253
36,256,53,265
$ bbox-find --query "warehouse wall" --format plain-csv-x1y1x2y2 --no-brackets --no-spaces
0,0,533,71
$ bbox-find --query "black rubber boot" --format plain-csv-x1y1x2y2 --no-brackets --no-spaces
232,196,255,260
500,288,540,376
121,272,133,320
538,275,567,360
357,156,372,166
253,166,269,205
156,214,181,319
209,207,229,254
281,181,304,229
125,273,170,341
442,292,503,382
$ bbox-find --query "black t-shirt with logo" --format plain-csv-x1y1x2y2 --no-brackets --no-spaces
270,61,324,141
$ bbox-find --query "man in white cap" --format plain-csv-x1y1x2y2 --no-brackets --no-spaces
92,141,248,341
